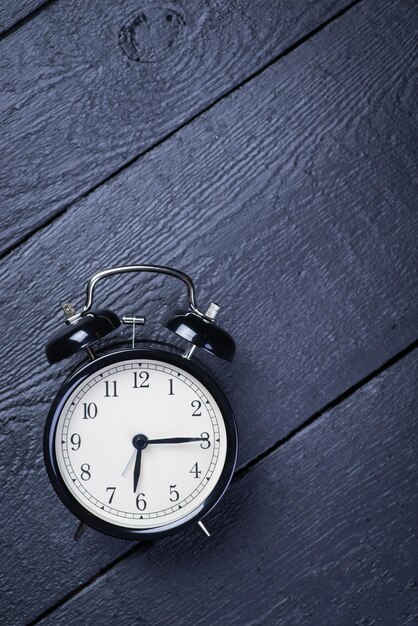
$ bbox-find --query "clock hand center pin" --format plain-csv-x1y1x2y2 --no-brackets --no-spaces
122,434,148,479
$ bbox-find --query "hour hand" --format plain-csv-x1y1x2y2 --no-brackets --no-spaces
133,448,142,493
147,437,206,444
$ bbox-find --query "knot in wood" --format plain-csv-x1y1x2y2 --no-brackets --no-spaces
119,6,186,63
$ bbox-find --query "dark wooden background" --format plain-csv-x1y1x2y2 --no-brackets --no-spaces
1,0,417,624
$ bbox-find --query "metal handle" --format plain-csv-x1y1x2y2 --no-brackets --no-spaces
69,265,203,321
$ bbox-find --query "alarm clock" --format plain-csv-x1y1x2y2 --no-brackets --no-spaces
44,265,238,541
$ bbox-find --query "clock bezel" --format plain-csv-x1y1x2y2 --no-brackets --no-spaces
44,348,238,540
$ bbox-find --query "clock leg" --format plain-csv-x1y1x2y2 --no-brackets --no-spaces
182,303,220,360
84,345,96,360
183,344,196,359
74,521,89,541
197,521,211,537
61,302,98,361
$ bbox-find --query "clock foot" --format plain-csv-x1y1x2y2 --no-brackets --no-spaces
197,521,211,537
74,521,89,541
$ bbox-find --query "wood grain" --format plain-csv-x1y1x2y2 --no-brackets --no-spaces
38,344,418,625
0,0,417,623
0,0,354,254
0,0,49,36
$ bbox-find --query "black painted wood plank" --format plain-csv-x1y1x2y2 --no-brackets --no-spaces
0,0,354,255
1,0,418,622
38,346,418,625
0,0,49,36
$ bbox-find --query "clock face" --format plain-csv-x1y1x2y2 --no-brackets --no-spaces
46,351,236,537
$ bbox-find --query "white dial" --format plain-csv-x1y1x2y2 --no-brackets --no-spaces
55,357,228,529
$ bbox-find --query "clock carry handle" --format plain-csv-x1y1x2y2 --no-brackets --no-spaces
70,264,202,321
45,265,235,363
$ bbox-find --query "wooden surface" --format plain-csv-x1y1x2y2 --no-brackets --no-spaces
0,0,353,255
0,0,49,36
0,0,417,624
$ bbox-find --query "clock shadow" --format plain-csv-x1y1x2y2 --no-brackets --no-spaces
130,469,266,569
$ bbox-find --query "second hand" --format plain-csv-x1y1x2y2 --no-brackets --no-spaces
122,451,136,477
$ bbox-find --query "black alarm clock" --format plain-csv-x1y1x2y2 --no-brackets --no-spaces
44,265,237,541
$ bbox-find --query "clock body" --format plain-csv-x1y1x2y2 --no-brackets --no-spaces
44,349,237,540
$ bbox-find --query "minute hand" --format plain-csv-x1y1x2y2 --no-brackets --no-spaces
147,437,207,444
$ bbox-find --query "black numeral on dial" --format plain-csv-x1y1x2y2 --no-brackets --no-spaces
168,378,174,395
133,371,149,388
200,432,211,449
191,400,202,416
106,487,116,503
169,484,179,502
190,462,201,478
82,402,97,419
104,381,118,397
70,433,81,450
136,493,147,511
80,463,91,480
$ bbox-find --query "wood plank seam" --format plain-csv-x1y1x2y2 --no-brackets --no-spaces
0,0,54,40
27,335,418,626
235,335,418,480
0,0,364,263
26,543,150,626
